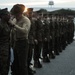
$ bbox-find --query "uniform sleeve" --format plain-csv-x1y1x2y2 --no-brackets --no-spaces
23,19,31,34
14,17,31,34
0,21,3,34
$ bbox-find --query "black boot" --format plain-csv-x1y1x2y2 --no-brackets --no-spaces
54,51,59,55
28,67,36,75
49,53,55,59
43,56,50,63
34,60,42,68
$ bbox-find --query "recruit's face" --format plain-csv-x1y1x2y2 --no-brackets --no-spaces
14,13,22,21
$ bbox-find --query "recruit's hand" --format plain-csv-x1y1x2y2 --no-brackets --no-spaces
9,19,15,26
50,36,52,39
44,38,47,41
34,39,38,44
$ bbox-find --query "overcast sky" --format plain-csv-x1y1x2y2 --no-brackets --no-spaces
0,0,75,10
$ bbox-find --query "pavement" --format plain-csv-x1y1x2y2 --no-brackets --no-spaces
8,38,75,75
35,40,75,75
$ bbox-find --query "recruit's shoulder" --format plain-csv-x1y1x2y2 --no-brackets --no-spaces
22,15,31,25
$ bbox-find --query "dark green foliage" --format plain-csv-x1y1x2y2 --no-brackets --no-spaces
50,9,75,16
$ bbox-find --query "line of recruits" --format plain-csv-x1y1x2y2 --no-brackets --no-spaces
25,7,74,75
27,8,74,74
0,4,74,75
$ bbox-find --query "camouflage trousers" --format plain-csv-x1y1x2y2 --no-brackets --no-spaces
0,43,10,75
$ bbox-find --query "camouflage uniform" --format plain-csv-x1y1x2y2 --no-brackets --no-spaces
49,16,55,59
67,17,74,44
0,20,10,75
0,8,11,75
53,17,59,55
34,16,43,68
42,16,50,62
28,18,35,66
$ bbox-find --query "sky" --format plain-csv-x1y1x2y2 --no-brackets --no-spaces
0,0,75,11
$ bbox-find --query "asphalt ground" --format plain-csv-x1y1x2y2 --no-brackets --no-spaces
35,40,75,75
